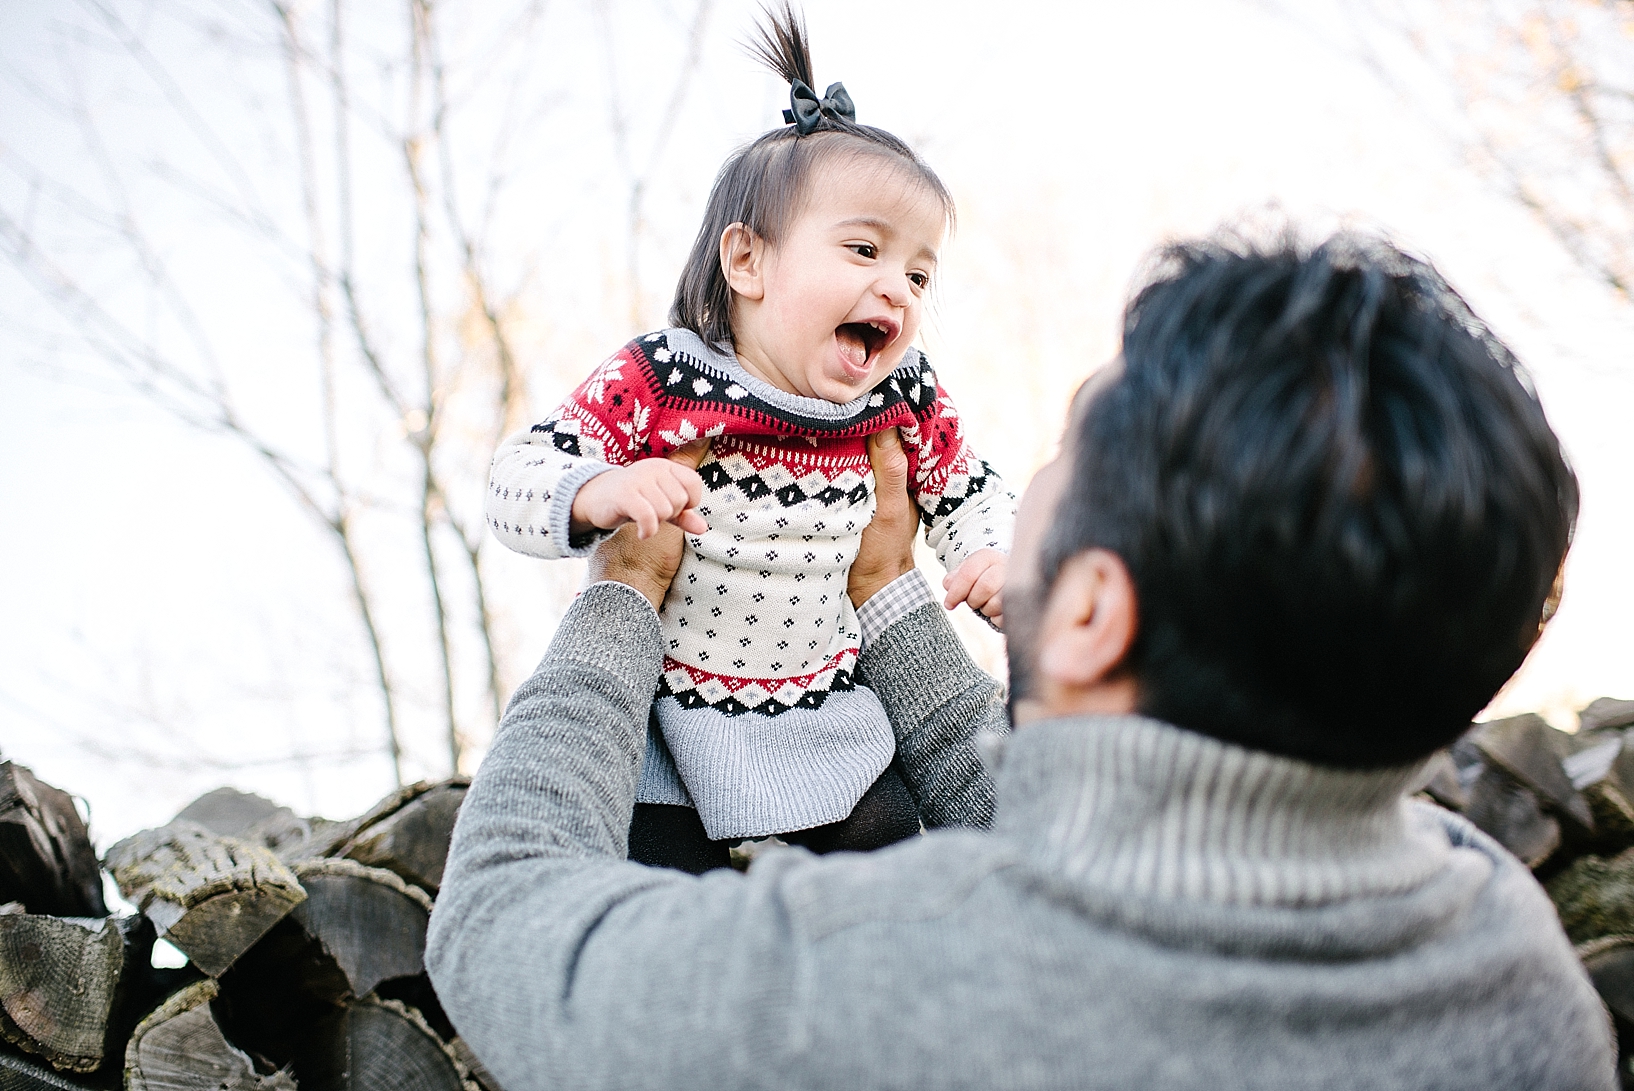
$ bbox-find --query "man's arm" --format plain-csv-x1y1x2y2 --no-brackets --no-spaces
851,428,1008,830
858,577,1007,830
429,578,797,1090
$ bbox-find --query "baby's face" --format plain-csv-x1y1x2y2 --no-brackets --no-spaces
730,159,945,403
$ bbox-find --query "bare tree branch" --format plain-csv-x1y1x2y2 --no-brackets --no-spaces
274,0,405,786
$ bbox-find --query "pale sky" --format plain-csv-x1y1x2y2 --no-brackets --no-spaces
2,0,1630,847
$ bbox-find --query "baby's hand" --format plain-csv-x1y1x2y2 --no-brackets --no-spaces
943,548,1007,630
571,458,709,540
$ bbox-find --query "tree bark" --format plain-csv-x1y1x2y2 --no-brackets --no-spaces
0,764,105,919
124,979,295,1091
104,824,306,977
0,1050,100,1089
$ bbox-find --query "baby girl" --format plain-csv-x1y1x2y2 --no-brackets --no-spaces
487,6,1014,871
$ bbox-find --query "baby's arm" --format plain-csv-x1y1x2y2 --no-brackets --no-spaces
897,378,1017,627
941,548,1007,629
488,347,681,558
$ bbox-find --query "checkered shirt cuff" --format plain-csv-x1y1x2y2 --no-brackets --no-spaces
856,569,936,647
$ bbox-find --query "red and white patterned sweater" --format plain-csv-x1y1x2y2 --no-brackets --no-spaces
487,328,1014,838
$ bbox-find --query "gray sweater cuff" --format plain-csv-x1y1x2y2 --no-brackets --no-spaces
858,601,1006,829
551,461,620,557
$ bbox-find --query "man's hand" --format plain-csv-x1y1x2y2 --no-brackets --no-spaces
572,457,709,540
585,441,710,610
849,428,920,609
943,548,1007,630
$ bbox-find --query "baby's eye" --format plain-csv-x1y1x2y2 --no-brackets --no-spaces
848,243,878,259
908,271,931,289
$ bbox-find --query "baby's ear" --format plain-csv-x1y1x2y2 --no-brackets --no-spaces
720,223,766,300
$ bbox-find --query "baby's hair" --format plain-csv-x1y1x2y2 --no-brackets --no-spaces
669,2,955,347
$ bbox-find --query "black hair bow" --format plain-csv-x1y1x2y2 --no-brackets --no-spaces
783,79,855,135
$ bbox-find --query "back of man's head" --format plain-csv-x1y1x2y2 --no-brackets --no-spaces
1047,231,1578,768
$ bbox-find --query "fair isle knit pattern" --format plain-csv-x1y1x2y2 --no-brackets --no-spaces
487,328,1015,838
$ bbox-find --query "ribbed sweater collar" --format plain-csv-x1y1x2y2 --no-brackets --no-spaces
993,714,1450,908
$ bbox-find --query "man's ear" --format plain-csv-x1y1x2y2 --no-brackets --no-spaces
720,223,765,301
1036,549,1139,714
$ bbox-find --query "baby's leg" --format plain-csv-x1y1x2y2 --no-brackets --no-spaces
782,764,920,855
628,804,732,874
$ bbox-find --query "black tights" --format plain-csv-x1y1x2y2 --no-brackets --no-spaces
627,764,921,874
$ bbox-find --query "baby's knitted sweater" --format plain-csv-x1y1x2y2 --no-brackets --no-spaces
487,328,1014,838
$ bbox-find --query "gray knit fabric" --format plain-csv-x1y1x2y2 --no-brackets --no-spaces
634,715,692,807
429,581,1614,1091
654,687,895,838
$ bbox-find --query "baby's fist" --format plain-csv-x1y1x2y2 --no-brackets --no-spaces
571,458,708,540
943,548,1007,630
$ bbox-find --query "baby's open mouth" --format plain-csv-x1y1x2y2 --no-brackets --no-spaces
835,320,896,374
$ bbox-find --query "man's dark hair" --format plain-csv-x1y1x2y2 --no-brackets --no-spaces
1045,232,1578,768
668,3,954,346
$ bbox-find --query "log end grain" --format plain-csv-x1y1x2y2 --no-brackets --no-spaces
125,980,295,1091
0,914,123,1073
295,998,475,1091
289,860,430,1000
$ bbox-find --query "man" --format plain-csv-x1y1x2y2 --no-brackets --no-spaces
427,233,1613,1089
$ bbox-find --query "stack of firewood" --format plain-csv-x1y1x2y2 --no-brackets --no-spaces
0,764,488,1090
8,697,1634,1088
1422,697,1634,1086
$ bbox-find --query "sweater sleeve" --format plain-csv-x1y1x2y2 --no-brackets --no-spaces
856,593,1008,830
898,381,1018,571
486,345,663,559
426,581,765,1089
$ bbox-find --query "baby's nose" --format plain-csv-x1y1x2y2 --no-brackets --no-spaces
876,270,913,306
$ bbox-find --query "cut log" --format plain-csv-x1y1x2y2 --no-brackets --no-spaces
1563,736,1634,856
1580,934,1634,1025
0,913,123,1073
1468,714,1593,831
1582,697,1634,733
211,860,432,1070
1419,750,1466,811
1462,765,1561,869
340,782,467,894
173,789,324,861
0,764,105,919
447,1037,504,1091
290,860,431,999
0,1050,100,1090
273,785,432,867
175,789,295,841
125,980,295,1091
295,998,475,1091
104,824,305,977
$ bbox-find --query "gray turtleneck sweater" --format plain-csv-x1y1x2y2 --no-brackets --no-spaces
427,580,1615,1091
